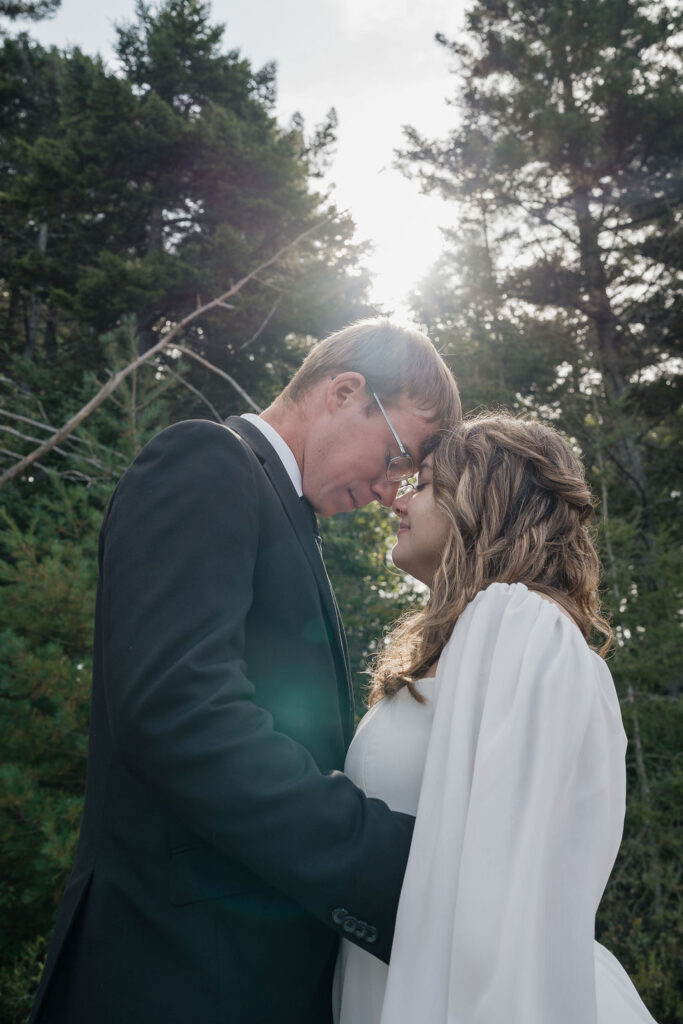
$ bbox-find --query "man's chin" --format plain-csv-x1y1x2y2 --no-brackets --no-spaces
309,488,360,517
330,489,358,515
311,497,342,518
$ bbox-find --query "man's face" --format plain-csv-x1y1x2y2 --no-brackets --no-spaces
302,379,438,517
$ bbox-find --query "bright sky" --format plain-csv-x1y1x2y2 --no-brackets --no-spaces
22,0,466,317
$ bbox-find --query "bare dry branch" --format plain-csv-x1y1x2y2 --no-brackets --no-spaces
162,367,223,422
0,374,50,422
174,347,261,413
0,218,328,488
236,296,282,352
0,408,126,459
0,447,97,485
0,424,107,471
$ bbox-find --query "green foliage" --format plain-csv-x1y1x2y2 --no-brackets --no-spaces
0,935,47,1024
597,694,683,1022
0,0,59,21
320,506,424,717
0,502,98,965
0,0,371,392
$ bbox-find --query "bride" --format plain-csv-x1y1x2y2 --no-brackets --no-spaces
333,414,657,1024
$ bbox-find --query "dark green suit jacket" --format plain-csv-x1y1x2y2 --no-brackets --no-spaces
30,418,413,1024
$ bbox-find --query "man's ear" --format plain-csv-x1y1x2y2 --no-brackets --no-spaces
325,372,367,411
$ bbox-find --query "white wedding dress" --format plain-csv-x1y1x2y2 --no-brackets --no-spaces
333,583,657,1024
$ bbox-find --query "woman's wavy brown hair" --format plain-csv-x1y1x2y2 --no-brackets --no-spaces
368,413,613,706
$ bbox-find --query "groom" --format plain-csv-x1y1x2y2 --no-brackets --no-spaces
30,319,460,1024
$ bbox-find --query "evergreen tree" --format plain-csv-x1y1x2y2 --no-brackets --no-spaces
402,2,682,1017
0,0,370,410
0,0,60,22
403,0,682,517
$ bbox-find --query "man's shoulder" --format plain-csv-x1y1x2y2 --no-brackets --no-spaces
139,419,252,462
116,420,259,495
106,419,263,527
152,418,237,445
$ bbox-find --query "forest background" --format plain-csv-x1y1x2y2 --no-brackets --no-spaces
0,0,680,1021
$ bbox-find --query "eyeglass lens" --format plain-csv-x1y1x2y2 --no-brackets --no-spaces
387,455,414,483
396,480,416,498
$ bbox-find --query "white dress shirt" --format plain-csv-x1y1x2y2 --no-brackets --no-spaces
241,413,303,497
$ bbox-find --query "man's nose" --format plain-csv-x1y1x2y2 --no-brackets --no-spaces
373,477,400,508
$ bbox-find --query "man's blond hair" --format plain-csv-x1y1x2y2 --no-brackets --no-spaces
283,318,461,426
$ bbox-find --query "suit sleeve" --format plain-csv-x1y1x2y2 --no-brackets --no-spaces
101,419,412,962
378,583,628,1023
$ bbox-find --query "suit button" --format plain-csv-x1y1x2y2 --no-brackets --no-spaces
365,926,378,943
355,920,367,939
331,907,348,926
342,915,358,933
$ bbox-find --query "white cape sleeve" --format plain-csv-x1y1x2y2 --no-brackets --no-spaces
379,582,633,1024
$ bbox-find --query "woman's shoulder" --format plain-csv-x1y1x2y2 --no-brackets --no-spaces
465,581,580,632
436,582,618,731
462,581,573,626
442,582,600,684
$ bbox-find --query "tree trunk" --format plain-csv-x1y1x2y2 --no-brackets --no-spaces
24,222,48,361
480,204,507,393
559,50,652,525
44,301,57,362
6,286,20,351
571,186,652,528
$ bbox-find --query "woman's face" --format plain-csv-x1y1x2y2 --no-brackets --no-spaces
391,454,450,587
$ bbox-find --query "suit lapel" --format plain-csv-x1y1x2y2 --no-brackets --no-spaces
224,417,354,743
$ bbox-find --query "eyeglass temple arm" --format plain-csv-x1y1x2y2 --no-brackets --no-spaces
372,391,408,457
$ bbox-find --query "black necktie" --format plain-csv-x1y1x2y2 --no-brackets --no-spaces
300,496,323,554
299,495,317,532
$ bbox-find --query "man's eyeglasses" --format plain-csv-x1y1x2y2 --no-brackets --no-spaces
395,480,419,499
371,391,414,484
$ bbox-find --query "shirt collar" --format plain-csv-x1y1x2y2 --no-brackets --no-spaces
241,413,303,497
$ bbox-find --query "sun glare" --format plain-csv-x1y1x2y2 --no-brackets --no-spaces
330,164,454,320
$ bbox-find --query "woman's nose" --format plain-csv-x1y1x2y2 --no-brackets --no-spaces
392,490,410,516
